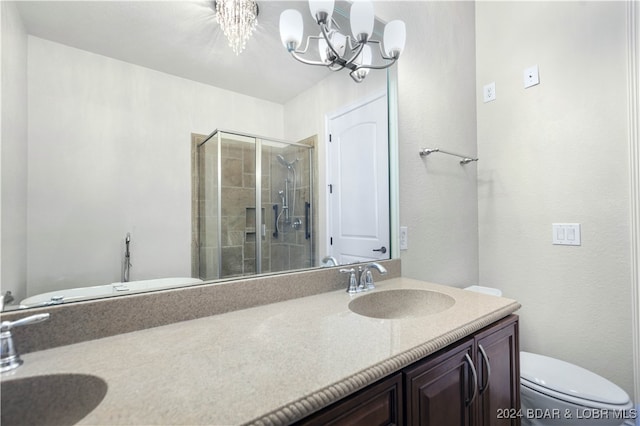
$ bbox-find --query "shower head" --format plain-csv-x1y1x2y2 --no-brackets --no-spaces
276,154,297,169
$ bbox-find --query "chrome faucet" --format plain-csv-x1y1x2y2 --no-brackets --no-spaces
321,256,339,267
340,268,358,293
1,313,50,372
340,262,387,294
122,232,131,283
358,262,388,291
0,291,14,311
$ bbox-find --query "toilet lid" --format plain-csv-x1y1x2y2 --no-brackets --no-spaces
520,352,629,405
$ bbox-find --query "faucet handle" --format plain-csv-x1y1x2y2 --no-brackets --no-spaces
1,313,50,331
321,256,339,267
1,313,50,373
362,270,374,290
359,262,388,290
339,268,358,294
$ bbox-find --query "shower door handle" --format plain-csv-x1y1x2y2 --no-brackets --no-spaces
304,202,311,240
272,205,279,239
372,246,387,254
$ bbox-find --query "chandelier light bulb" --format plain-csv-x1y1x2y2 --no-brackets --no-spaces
383,20,406,58
350,0,374,42
359,44,372,67
279,9,304,51
353,44,372,81
309,0,334,24
319,31,346,64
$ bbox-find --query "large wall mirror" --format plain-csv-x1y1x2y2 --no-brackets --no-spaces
1,0,399,311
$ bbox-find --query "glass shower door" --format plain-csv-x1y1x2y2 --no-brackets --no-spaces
262,140,314,273
197,133,219,281
197,131,314,280
198,131,258,280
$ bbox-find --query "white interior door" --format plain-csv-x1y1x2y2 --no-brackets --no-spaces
327,94,389,264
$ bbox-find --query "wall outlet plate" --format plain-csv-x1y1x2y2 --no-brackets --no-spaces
399,226,408,250
483,82,496,103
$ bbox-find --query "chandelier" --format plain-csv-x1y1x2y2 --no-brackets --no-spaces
278,0,406,83
216,0,259,55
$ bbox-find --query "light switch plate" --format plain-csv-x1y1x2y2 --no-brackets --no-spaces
552,223,581,246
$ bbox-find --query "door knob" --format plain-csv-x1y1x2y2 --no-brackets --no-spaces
372,246,387,254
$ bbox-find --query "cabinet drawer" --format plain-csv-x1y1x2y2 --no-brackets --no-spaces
295,373,403,426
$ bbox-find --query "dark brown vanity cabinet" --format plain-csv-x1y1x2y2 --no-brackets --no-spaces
405,315,520,426
297,315,519,426
404,337,475,426
297,373,404,426
474,315,520,426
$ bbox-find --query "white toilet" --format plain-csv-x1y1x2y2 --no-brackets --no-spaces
521,352,634,426
463,286,635,426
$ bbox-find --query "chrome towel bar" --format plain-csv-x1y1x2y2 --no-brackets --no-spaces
419,148,478,165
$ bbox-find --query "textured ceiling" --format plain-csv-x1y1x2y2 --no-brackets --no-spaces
15,1,336,104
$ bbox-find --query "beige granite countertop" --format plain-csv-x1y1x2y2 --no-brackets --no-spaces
1,278,520,425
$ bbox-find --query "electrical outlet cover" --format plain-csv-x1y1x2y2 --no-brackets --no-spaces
483,82,496,103
400,226,408,250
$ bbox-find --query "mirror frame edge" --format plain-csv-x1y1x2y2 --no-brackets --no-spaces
388,66,400,260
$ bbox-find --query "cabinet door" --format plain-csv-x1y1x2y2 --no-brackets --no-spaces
295,373,403,426
404,339,476,426
475,315,520,426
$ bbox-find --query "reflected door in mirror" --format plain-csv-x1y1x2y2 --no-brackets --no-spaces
327,94,390,264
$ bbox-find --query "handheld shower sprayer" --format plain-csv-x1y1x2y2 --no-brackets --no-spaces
275,153,301,233
122,232,132,283
278,190,287,209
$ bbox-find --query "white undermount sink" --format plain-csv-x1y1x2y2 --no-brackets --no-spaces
348,289,455,319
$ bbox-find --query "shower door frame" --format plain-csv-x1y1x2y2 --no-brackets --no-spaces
196,129,314,280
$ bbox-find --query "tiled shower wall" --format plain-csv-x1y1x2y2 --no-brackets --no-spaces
219,140,260,277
